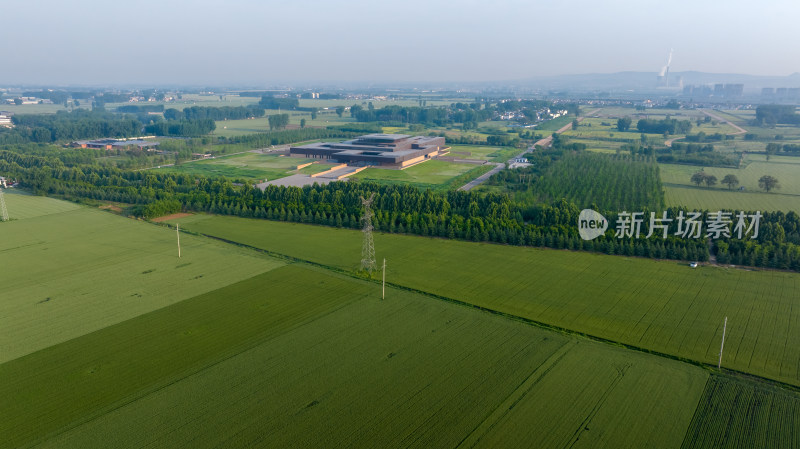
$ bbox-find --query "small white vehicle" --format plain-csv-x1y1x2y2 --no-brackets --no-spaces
689,262,698,268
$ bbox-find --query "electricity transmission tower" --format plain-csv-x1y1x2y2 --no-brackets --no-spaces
0,188,8,222
360,193,377,272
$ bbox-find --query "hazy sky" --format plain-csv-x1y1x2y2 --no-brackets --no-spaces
4,0,800,86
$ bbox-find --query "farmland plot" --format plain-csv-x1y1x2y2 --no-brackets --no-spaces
0,265,369,448
660,158,800,213
2,189,81,220
14,265,707,449
466,340,707,449
172,215,800,386
681,376,800,449
0,199,281,363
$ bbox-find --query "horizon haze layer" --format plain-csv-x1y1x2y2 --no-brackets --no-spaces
4,0,800,86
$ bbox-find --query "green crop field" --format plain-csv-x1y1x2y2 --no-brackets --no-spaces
108,94,259,114
0,195,281,363
2,262,708,449
349,159,484,188
0,103,82,114
155,152,317,182
681,376,800,448
467,340,707,449
5,192,799,447
665,185,800,214
171,215,800,387
565,111,743,151
716,109,800,139
535,115,573,132
298,98,453,109
2,189,82,219
586,146,622,154
213,111,356,137
661,157,800,194
713,109,754,126
0,265,370,448
214,117,274,136
660,158,800,212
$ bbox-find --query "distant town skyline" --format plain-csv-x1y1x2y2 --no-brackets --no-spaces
4,0,800,86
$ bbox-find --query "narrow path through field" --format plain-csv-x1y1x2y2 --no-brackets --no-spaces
458,163,503,191
701,109,748,135
457,340,578,447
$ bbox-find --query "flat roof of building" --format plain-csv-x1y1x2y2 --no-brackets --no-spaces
112,140,160,147
358,133,411,141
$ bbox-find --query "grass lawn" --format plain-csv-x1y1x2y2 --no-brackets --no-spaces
447,144,517,162
155,152,316,182
349,159,479,187
665,185,800,213
660,158,800,212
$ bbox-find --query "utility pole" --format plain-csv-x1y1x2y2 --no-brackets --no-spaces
360,193,376,272
718,316,727,369
382,258,386,300
0,188,8,222
177,223,181,258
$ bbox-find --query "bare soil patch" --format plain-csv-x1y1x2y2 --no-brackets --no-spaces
151,212,194,223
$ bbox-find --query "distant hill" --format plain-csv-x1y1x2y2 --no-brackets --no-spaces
518,71,800,92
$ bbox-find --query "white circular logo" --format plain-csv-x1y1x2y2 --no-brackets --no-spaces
578,209,608,240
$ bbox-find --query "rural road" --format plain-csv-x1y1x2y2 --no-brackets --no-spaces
526,108,602,154
701,109,748,135
665,110,747,148
458,163,504,191
457,109,601,191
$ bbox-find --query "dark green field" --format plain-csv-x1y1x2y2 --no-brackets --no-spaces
1,262,707,449
681,376,800,448
4,193,800,448
171,214,800,387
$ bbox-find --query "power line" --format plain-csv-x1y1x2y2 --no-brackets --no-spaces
360,193,376,273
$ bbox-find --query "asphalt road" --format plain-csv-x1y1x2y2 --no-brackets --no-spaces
458,163,504,191
458,110,601,191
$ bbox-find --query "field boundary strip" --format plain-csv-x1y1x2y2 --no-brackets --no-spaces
152,220,800,395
